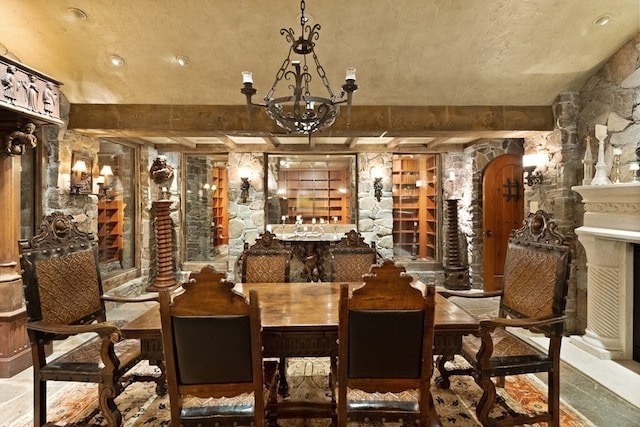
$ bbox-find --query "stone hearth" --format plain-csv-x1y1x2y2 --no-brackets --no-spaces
572,183,640,360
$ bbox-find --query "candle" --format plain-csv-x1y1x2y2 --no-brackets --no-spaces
613,147,622,156
333,217,338,223
595,124,607,139
281,215,287,221
319,218,325,224
312,218,316,224
161,187,168,192
345,67,357,81
241,71,253,84
266,225,272,232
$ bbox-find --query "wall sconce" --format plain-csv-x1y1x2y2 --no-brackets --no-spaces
371,167,384,202
239,167,251,203
70,158,88,195
522,152,549,187
98,165,113,198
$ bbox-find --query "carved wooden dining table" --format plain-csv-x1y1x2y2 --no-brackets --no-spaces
122,281,478,423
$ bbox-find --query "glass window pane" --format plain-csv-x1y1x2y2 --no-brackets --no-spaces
97,140,136,278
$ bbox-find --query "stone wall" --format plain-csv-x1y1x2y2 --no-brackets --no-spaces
226,152,265,277
521,34,640,334
357,152,394,260
37,96,177,291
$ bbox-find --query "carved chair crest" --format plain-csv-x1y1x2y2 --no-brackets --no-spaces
25,212,94,249
511,209,566,245
249,230,286,251
335,229,368,249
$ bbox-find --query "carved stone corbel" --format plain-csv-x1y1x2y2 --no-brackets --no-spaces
1,122,37,157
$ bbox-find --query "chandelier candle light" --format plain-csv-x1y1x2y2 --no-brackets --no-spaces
241,0,358,135
591,124,611,185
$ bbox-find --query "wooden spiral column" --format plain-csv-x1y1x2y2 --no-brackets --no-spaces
443,199,470,290
147,200,176,291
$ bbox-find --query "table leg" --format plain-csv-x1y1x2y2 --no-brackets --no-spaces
278,357,289,398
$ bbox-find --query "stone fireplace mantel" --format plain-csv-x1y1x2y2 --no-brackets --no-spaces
572,183,640,360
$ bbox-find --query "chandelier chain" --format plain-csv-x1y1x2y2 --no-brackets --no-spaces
265,50,293,103
312,51,336,101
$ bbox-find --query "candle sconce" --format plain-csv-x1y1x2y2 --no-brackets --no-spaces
522,151,549,187
70,153,92,195
97,165,113,198
373,178,383,202
371,167,384,202
239,167,251,203
240,178,250,203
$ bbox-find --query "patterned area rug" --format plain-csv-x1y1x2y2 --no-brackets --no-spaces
12,358,593,427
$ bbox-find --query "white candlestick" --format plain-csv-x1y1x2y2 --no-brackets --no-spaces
582,135,594,185
591,130,611,185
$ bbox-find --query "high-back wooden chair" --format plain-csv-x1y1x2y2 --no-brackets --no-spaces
159,266,279,427
19,212,156,427
241,231,291,283
330,229,377,282
337,260,438,427
439,210,571,427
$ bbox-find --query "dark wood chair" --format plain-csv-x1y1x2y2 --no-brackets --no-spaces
18,212,159,427
439,210,571,427
241,230,291,283
330,229,377,282
159,266,279,427
337,259,439,427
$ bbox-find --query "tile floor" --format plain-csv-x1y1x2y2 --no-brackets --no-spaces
2,296,640,426
449,294,640,426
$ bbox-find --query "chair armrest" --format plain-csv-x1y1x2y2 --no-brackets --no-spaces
439,289,503,299
478,314,567,333
27,320,123,342
102,293,159,303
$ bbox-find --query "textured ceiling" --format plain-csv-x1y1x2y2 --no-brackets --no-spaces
0,0,638,150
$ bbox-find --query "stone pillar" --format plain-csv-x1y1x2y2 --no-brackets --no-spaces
0,155,31,377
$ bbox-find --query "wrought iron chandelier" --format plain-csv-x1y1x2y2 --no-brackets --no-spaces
241,0,358,135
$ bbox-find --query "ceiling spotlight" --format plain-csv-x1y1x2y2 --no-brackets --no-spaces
109,55,125,67
67,7,87,20
176,56,190,67
593,15,611,26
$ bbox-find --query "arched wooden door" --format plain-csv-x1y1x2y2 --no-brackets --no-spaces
482,154,524,291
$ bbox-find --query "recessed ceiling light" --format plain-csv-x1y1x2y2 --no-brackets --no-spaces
67,7,87,20
109,55,125,67
176,56,190,67
593,14,612,26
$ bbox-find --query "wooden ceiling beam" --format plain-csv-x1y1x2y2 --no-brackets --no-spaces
68,104,554,138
